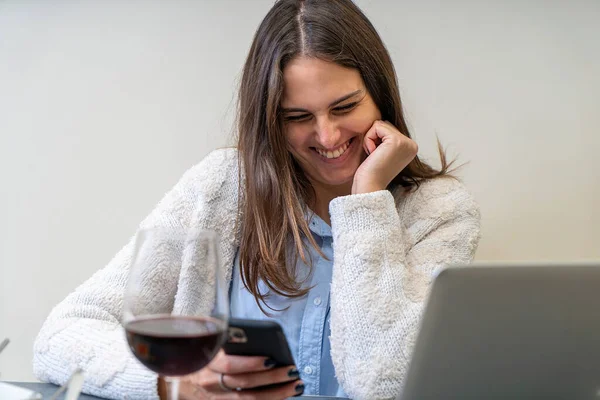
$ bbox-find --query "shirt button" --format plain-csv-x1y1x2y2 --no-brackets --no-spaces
303,366,313,375
313,297,322,306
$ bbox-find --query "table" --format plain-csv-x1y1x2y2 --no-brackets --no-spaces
9,382,102,399
9,382,343,399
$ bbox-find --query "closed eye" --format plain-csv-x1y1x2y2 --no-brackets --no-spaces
333,102,358,113
284,113,311,122
283,101,358,122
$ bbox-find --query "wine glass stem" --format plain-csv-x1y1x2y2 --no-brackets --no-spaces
165,377,180,400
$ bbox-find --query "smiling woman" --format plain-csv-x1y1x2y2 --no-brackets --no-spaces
281,59,382,212
33,1,480,399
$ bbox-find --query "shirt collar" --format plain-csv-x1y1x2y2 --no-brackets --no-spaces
305,210,332,238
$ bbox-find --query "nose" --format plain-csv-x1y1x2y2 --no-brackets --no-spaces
314,115,341,149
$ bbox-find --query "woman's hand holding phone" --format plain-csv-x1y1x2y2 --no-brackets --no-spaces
352,120,418,194
172,350,304,399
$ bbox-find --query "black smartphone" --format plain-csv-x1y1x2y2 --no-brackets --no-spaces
223,318,295,367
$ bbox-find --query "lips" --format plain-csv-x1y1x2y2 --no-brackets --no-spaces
314,138,353,159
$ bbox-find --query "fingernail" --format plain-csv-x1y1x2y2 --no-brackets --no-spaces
288,368,299,378
264,358,276,368
294,383,305,396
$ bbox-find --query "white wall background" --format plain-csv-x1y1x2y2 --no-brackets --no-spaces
1,0,599,382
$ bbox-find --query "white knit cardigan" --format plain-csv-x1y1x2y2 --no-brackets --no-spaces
33,148,481,400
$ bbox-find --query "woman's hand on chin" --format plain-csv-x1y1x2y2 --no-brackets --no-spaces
352,120,418,194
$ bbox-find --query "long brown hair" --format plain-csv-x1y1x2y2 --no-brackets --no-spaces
236,0,453,311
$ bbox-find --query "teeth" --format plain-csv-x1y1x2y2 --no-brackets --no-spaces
316,140,350,159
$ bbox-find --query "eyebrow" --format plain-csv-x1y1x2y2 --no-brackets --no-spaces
281,89,363,113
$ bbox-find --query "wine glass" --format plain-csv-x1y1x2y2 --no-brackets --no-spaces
122,227,229,399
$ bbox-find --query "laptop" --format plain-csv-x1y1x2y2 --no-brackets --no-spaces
400,263,600,400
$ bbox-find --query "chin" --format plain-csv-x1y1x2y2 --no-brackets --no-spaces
296,154,362,191
313,173,356,189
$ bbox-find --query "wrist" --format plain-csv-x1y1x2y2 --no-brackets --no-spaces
351,178,386,195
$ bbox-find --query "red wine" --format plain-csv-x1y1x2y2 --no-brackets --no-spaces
125,316,226,376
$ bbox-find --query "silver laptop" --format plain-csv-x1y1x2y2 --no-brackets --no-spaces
400,263,600,400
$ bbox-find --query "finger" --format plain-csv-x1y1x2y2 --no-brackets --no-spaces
364,120,399,153
220,365,299,391
368,120,403,142
209,350,275,374
177,379,207,400
248,379,305,400
215,379,304,400
362,122,381,155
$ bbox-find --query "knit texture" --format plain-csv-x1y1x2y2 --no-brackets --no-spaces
33,148,480,400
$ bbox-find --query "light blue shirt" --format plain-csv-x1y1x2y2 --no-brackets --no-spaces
229,212,347,397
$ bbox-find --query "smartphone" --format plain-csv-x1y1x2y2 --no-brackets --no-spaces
223,318,295,366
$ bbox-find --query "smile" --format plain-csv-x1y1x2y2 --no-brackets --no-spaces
314,139,353,159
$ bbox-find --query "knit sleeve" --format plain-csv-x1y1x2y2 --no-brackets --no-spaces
328,178,481,400
32,149,238,400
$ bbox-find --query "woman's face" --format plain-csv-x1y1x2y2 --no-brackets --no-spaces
281,56,382,194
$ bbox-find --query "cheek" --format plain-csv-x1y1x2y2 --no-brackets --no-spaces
284,125,309,154
340,109,379,134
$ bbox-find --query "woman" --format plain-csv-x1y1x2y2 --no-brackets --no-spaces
33,0,480,399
